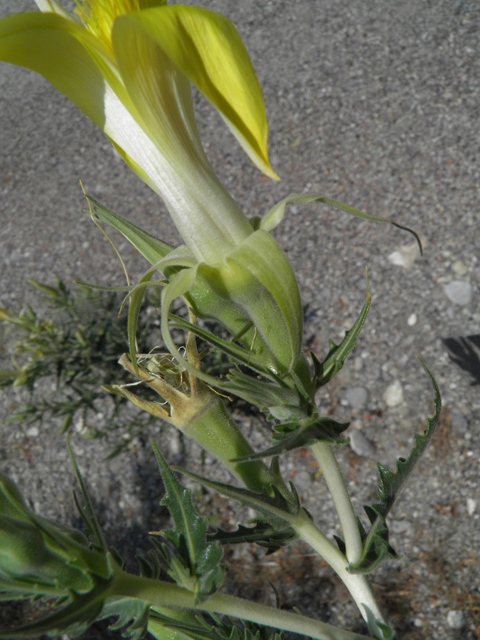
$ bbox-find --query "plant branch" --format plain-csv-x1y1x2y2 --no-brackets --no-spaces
114,570,371,640
292,511,387,639
311,442,363,564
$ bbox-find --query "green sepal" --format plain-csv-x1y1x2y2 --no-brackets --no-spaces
87,196,174,264
225,369,308,418
348,359,441,574
207,520,298,555
127,271,159,374
261,193,422,254
203,230,304,376
232,414,350,462
150,442,224,604
168,314,272,378
314,278,371,390
173,464,301,530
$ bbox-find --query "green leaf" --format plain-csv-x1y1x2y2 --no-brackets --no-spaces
232,414,350,462
0,581,110,638
208,520,298,555
68,436,107,554
98,597,150,640
314,278,371,390
150,442,224,603
349,359,441,574
375,621,397,640
173,464,300,530
150,610,286,640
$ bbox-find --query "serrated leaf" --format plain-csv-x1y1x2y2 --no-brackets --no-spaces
150,610,285,640
314,281,371,390
208,521,298,555
232,414,350,462
349,359,441,574
98,597,150,640
173,465,300,530
151,442,223,603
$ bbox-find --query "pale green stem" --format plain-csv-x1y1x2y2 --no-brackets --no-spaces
292,510,388,640
311,442,363,564
113,570,372,640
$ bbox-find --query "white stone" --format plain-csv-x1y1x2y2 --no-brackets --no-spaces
26,426,39,438
349,430,376,458
452,259,468,275
467,498,477,517
383,380,404,407
345,386,369,411
388,242,420,269
446,610,466,630
444,281,473,306
407,313,417,326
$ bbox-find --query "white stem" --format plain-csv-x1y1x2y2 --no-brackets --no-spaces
311,442,363,564
293,510,388,640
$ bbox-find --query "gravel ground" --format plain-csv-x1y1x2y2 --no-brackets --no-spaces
1,1,479,639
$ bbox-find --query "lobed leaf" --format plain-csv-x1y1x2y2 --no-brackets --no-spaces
349,359,441,574
173,464,301,531
208,520,298,555
150,442,224,603
313,278,371,390
150,609,285,640
232,414,350,462
98,597,151,640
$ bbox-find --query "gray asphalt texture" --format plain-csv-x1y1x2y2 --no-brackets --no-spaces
1,1,479,639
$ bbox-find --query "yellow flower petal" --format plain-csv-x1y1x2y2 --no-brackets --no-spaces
115,5,279,180
0,11,129,131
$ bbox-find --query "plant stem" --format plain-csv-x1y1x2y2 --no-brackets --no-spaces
292,510,388,640
311,442,363,564
114,570,372,640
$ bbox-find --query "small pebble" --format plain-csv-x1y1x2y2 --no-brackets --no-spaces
452,259,468,275
444,281,473,306
169,432,182,456
407,313,417,326
383,380,404,407
294,471,313,491
446,609,466,630
26,426,39,438
467,498,477,517
345,386,368,411
387,243,419,269
391,519,412,534
450,408,468,433
349,430,376,458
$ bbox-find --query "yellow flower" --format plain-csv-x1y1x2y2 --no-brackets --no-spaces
0,0,278,264
1,0,309,386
